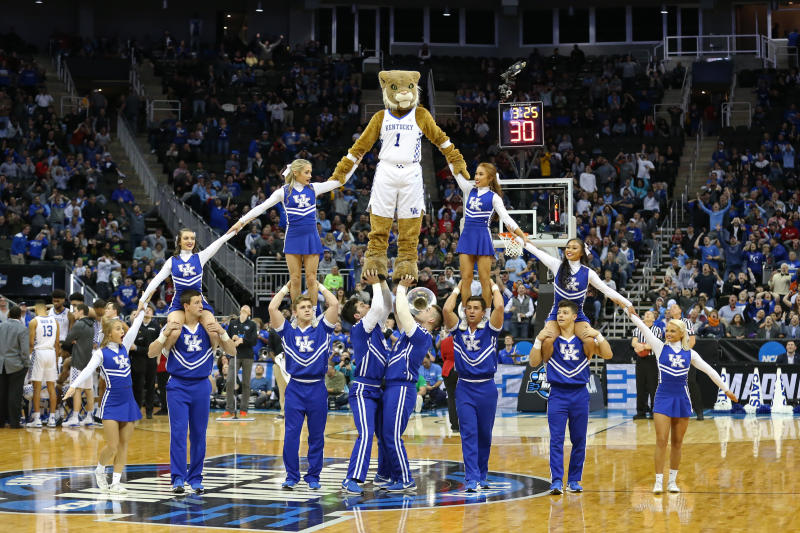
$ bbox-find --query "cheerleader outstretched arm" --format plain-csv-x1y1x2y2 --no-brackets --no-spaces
139,258,173,308
197,230,237,266
234,188,285,231
395,277,418,335
629,312,665,355
360,271,384,333
64,311,145,399
691,353,736,399
451,164,524,238
523,242,565,275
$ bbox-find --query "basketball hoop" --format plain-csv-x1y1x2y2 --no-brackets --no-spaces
498,232,527,257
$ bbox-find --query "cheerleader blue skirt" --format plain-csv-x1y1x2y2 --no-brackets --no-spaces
167,292,215,315
100,386,142,422
653,383,693,418
284,224,323,256
456,223,495,256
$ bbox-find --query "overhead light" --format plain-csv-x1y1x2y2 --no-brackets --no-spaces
223,26,228,30
568,6,574,17
256,1,263,12
226,14,231,18
661,8,668,14
443,8,451,17
34,0,43,4
162,0,167,8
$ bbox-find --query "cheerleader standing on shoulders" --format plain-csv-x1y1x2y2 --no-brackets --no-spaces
453,163,526,309
138,226,237,348
63,309,146,494
230,158,359,307
627,307,736,493
524,238,632,358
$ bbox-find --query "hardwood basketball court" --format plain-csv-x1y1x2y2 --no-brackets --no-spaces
1,409,797,532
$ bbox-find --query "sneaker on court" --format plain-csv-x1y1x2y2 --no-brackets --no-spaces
108,483,127,494
238,411,247,417
667,481,680,493
414,395,423,413
172,481,185,495
27,415,42,428
220,411,234,418
632,414,648,420
652,479,663,494
567,481,583,493
341,479,363,495
282,480,297,490
192,485,206,495
373,474,392,489
465,480,478,493
386,481,416,493
64,415,80,427
47,414,57,428
308,480,321,490
275,414,285,421
549,480,563,495
93,413,104,426
95,468,108,491
479,479,491,489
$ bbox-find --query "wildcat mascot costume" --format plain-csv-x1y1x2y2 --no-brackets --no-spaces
330,70,468,280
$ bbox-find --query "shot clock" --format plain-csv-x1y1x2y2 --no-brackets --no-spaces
498,101,544,148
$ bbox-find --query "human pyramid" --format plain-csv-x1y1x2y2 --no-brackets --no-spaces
63,69,738,497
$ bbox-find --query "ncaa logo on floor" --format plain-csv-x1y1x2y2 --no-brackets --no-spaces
0,454,550,531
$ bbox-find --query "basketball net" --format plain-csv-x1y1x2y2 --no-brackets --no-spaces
498,232,527,258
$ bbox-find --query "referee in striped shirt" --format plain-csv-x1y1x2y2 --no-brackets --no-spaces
631,310,662,420
667,303,704,420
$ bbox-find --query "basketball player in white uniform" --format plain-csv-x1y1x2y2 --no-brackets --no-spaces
48,289,73,343
28,301,61,428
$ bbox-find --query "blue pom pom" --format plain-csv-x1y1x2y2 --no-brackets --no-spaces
757,405,772,415
731,403,746,414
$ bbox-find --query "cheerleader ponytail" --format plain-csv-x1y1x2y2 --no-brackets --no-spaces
477,162,503,197
284,159,312,189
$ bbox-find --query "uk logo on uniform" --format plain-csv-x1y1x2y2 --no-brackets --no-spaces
668,353,685,368
464,334,481,351
560,343,580,361
177,263,197,277
296,336,314,352
468,196,483,211
184,334,203,352
112,355,129,369
295,194,311,208
565,276,579,292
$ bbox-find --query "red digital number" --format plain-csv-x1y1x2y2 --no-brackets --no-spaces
509,120,535,143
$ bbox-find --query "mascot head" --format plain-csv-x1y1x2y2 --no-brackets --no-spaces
378,70,420,112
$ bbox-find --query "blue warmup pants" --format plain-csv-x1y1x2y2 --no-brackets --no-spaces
382,383,415,484
346,381,390,483
283,379,328,484
167,376,211,486
547,383,590,483
456,379,497,483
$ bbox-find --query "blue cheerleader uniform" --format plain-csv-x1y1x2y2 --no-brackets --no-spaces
166,253,215,315
547,264,591,324
283,184,323,256
72,313,145,422
456,188,498,257
546,335,591,484
653,344,693,418
452,319,501,484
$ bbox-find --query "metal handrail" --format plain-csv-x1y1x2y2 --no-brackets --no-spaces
206,265,240,315
427,69,436,118
147,99,181,123
66,266,98,303
721,102,752,129
116,114,254,295
664,34,762,59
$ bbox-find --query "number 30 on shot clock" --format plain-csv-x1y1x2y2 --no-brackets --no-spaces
498,101,544,148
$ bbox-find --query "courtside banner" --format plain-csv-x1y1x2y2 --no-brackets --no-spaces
709,363,800,403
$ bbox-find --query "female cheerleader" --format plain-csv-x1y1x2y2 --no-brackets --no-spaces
63,309,145,494
138,226,236,346
627,308,736,493
229,158,358,306
524,238,632,357
452,163,526,309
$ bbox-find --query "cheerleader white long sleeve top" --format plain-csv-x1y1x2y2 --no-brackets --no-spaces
629,313,729,392
523,242,633,308
70,311,146,387
454,174,519,232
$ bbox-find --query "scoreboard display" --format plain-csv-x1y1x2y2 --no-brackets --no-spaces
498,101,544,149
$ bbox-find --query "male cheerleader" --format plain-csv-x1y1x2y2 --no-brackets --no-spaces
148,290,236,494
442,277,504,492
268,281,340,490
383,275,442,492
27,301,61,428
341,271,393,494
531,300,611,495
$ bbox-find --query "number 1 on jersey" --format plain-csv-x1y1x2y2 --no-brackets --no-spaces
394,133,400,147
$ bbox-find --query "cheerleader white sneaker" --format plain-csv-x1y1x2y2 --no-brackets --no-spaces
108,483,128,494
95,468,109,491
667,481,680,493
414,395,423,413
653,479,663,494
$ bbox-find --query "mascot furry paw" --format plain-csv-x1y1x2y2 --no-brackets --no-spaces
330,70,468,281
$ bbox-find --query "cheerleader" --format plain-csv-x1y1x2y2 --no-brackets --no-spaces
230,158,358,306
138,227,235,347
442,273,505,492
626,308,736,493
524,239,633,358
63,309,145,494
453,163,526,309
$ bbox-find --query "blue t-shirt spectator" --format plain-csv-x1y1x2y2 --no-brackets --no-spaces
114,282,138,312
498,347,517,365
419,362,443,386
698,197,732,231
27,237,48,260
